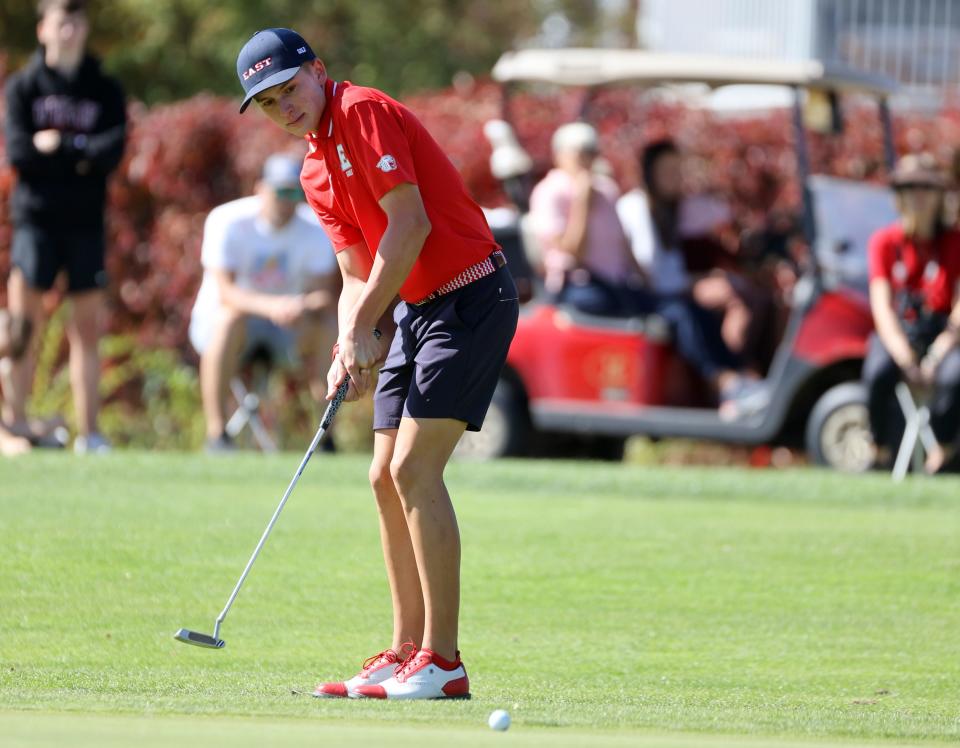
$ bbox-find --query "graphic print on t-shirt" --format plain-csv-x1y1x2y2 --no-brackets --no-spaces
247,247,290,294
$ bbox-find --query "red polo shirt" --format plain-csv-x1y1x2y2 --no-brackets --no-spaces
301,79,498,303
868,223,960,315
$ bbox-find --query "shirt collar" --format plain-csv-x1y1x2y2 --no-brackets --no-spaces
314,78,339,140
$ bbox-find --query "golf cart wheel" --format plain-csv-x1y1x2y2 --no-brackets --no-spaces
453,377,529,461
805,382,874,473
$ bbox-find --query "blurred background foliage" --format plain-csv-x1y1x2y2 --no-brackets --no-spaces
0,0,638,103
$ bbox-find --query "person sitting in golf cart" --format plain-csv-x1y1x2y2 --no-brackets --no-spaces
528,122,765,416
863,153,960,474
617,139,773,373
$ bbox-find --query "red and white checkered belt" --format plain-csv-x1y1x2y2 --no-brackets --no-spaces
412,250,507,306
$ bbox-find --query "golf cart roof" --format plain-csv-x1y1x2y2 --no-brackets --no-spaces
492,49,897,96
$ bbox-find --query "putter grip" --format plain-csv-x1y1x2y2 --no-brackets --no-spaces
322,377,350,429
321,328,381,429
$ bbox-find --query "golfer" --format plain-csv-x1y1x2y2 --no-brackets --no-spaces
236,29,518,699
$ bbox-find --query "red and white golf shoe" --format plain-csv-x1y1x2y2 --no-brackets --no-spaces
353,647,470,700
313,648,402,698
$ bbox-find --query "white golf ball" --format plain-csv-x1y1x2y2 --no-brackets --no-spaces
488,709,511,731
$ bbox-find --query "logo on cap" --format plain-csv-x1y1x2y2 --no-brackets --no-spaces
376,155,398,173
242,56,273,81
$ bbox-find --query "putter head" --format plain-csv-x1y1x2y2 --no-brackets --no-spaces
174,628,225,649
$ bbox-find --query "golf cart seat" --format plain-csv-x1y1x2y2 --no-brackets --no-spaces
553,302,672,341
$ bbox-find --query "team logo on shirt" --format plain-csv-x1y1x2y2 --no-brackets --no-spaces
337,144,354,177
376,154,398,173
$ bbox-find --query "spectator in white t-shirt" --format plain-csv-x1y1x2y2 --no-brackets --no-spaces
189,154,339,451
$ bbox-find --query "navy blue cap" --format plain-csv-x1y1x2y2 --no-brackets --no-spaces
237,28,316,113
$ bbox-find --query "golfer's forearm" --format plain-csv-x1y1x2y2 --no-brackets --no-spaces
350,219,429,327
338,276,365,333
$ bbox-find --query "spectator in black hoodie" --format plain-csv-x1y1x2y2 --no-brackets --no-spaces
3,0,126,453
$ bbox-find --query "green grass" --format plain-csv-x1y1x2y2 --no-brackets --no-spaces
1,453,959,746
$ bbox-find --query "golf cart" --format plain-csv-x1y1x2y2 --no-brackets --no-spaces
458,49,900,471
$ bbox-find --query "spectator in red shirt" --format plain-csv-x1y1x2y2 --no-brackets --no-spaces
864,153,960,472
236,29,518,699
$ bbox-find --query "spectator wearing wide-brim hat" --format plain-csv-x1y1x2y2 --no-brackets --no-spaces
890,152,948,191
863,152,960,473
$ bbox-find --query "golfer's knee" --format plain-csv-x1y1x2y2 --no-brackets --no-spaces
369,459,394,497
389,454,440,501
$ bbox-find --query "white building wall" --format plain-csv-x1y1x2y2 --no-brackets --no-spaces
640,0,816,61
639,0,960,95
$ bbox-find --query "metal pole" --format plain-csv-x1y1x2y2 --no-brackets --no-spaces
879,96,896,170
895,0,905,81
852,0,862,68
881,0,890,77
912,0,921,87
944,0,952,92
792,85,817,284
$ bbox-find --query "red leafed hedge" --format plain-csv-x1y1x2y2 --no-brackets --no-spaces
4,70,960,356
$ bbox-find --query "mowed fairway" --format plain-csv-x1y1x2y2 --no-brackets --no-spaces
1,452,958,747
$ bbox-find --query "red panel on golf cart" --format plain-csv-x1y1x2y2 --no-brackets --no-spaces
505,304,697,406
793,290,873,365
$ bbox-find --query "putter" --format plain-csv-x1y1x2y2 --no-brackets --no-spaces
174,360,363,650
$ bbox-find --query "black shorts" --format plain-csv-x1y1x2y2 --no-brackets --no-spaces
373,263,519,432
11,224,107,293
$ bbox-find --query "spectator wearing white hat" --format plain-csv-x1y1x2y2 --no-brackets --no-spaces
189,153,340,451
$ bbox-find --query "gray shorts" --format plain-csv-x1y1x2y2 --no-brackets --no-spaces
190,314,298,366
241,316,299,366
373,263,519,432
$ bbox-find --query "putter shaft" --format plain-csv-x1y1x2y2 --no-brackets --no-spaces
212,376,352,640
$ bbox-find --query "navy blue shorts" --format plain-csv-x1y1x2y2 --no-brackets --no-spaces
12,224,107,293
373,263,519,432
